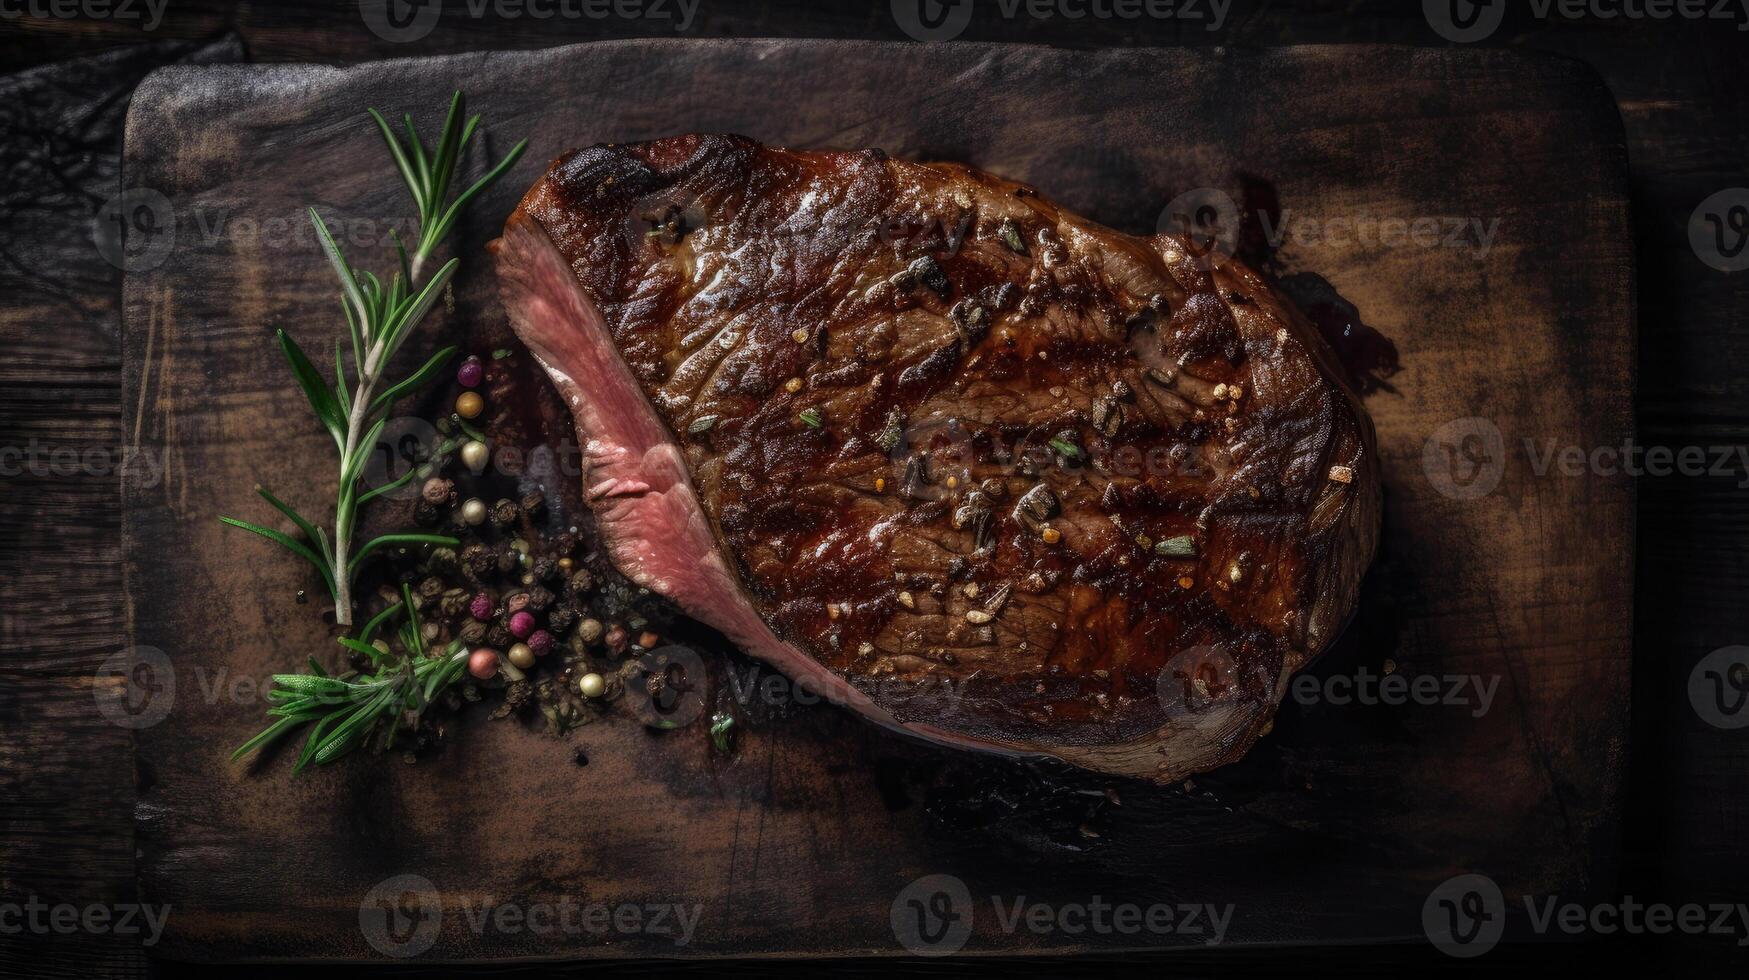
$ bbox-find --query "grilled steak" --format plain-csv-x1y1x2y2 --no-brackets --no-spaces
493,135,1379,782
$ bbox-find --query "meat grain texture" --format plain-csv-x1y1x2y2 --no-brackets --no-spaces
494,135,1379,783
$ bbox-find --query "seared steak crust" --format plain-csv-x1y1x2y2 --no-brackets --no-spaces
497,135,1379,781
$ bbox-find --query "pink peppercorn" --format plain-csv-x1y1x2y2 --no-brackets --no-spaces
467,648,499,680
508,610,535,639
457,355,485,388
469,592,494,621
527,630,553,657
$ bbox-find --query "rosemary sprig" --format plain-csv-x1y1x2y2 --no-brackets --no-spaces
219,92,527,625
233,636,472,771
234,581,473,768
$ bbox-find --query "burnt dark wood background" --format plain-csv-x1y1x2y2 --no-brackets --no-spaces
1,1,1743,976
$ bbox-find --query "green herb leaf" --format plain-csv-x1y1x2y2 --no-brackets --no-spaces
382,258,458,356
427,137,529,250
368,108,426,218
218,516,336,598
309,210,371,332
252,485,332,566
709,711,735,752
356,465,423,507
370,345,458,415
798,407,824,429
1155,535,1197,558
277,330,344,448
357,601,405,645
353,532,460,568
338,637,392,668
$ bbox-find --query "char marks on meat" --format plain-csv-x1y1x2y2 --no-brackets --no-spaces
493,135,1379,782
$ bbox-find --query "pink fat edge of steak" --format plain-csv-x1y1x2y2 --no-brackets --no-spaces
491,135,1380,783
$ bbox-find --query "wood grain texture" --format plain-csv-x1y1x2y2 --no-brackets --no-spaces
117,40,1632,962
0,36,243,980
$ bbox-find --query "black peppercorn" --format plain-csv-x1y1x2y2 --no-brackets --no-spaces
532,556,559,583
422,477,456,507
461,544,496,580
495,546,518,577
546,605,578,634
527,586,555,612
491,498,520,529
566,569,596,598
520,490,545,518
502,679,534,713
427,546,460,576
413,499,441,527
417,576,445,600
459,620,488,645
486,624,514,649
438,588,469,621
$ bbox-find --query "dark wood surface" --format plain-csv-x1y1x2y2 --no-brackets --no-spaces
0,36,246,980
2,1,1745,976
120,38,1633,963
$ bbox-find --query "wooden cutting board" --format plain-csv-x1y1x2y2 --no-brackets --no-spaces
121,40,1633,961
